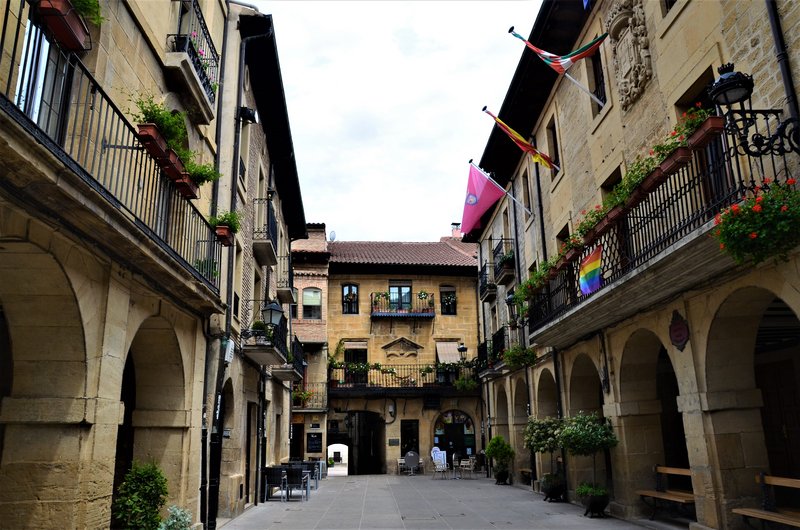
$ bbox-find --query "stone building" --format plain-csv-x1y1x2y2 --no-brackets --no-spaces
469,0,800,529
324,230,483,475
0,0,305,527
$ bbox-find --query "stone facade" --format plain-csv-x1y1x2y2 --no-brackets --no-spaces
473,1,800,529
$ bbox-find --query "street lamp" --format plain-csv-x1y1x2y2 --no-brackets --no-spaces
260,299,284,327
457,343,468,361
708,62,799,157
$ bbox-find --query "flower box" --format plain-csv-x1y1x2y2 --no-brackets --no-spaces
37,0,91,51
594,205,625,237
624,187,646,209
137,123,169,163
215,225,234,246
174,173,199,199
687,116,725,150
161,149,185,181
659,146,692,175
640,166,666,193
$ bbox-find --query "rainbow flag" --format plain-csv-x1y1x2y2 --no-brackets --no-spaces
579,245,602,295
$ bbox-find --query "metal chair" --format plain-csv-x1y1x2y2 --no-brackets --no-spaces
284,467,309,501
432,460,449,479
397,458,407,475
459,459,474,479
263,467,287,501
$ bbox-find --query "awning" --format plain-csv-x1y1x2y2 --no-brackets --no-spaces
436,342,461,363
343,341,368,350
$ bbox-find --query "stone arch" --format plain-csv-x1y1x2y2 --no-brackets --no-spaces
536,369,558,418
616,328,689,513
494,384,510,442
0,239,89,525
218,378,236,518
512,376,530,483
703,286,800,524
432,409,476,465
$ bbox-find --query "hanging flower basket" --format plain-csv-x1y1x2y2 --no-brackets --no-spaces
174,173,199,199
215,226,234,246
687,116,725,150
137,123,169,163
659,146,693,175
36,0,91,51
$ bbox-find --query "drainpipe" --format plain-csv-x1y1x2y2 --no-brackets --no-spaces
766,0,799,121
532,141,548,263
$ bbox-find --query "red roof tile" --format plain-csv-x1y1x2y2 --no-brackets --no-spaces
329,240,477,267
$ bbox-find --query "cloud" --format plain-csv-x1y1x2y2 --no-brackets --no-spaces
257,0,541,241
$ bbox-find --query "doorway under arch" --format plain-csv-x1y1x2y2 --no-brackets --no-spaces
433,409,477,462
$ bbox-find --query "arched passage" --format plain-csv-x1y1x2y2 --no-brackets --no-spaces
535,369,560,476
0,241,88,524
705,287,800,514
433,409,476,463
617,329,689,509
568,354,609,494
512,377,530,482
112,315,187,527
494,385,510,443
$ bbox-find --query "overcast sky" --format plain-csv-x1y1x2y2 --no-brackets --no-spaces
254,1,542,242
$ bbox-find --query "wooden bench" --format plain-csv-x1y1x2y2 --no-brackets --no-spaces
635,465,695,521
732,473,800,528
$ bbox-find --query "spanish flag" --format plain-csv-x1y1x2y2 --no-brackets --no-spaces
579,245,602,295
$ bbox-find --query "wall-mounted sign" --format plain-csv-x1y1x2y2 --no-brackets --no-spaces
669,310,690,351
388,438,400,446
307,432,322,453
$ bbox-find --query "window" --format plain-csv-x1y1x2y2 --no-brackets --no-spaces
663,0,678,14
342,284,358,314
601,167,622,204
440,286,457,315
588,47,606,115
302,288,322,319
546,117,560,178
521,171,532,220
389,282,411,310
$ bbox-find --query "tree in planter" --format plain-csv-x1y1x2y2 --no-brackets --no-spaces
559,411,618,517
485,435,515,485
112,461,169,529
523,416,565,502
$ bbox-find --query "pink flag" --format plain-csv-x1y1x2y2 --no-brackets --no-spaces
461,164,506,234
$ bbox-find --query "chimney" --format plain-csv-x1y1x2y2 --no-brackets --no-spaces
451,223,462,238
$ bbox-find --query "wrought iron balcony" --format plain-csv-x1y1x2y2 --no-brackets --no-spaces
0,3,221,292
276,255,295,304
370,292,436,317
328,363,479,396
479,263,497,301
527,121,796,349
492,238,515,285
292,382,327,410
240,299,290,365
253,197,278,267
168,0,219,122
272,335,304,381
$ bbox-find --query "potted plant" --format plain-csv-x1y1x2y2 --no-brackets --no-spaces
485,435,515,485
453,375,478,391
209,211,241,246
328,457,334,468
112,461,168,529
523,416,565,501
133,95,188,166
501,345,537,370
160,505,192,530
37,0,102,51
250,320,272,345
713,178,800,264
559,411,618,517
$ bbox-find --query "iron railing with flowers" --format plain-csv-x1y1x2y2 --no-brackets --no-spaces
492,238,515,281
0,2,221,290
370,292,436,316
292,382,327,409
479,262,496,300
527,112,796,330
171,0,219,104
328,362,479,390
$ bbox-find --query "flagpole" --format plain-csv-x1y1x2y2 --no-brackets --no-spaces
469,161,533,216
563,70,605,106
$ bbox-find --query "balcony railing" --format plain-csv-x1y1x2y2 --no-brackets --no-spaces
276,254,294,303
328,363,478,390
479,263,496,301
240,299,290,361
527,121,795,332
0,3,220,290
370,292,436,317
290,335,305,376
252,197,278,266
493,238,515,284
170,0,218,104
292,382,327,410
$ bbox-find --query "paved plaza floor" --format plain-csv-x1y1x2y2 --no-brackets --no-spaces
219,473,682,530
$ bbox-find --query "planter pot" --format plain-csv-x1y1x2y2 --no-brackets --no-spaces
494,470,509,485
137,123,169,162
37,0,91,51
581,493,610,518
541,481,566,503
215,225,234,246
594,205,625,237
174,173,199,199
582,228,597,246
563,247,582,263
687,116,725,150
659,146,693,175
639,166,666,193
624,186,646,209
161,149,185,181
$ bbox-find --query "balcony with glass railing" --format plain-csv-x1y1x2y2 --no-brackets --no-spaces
0,3,221,294
526,119,798,349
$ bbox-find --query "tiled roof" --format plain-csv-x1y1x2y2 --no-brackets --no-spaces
329,240,477,267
